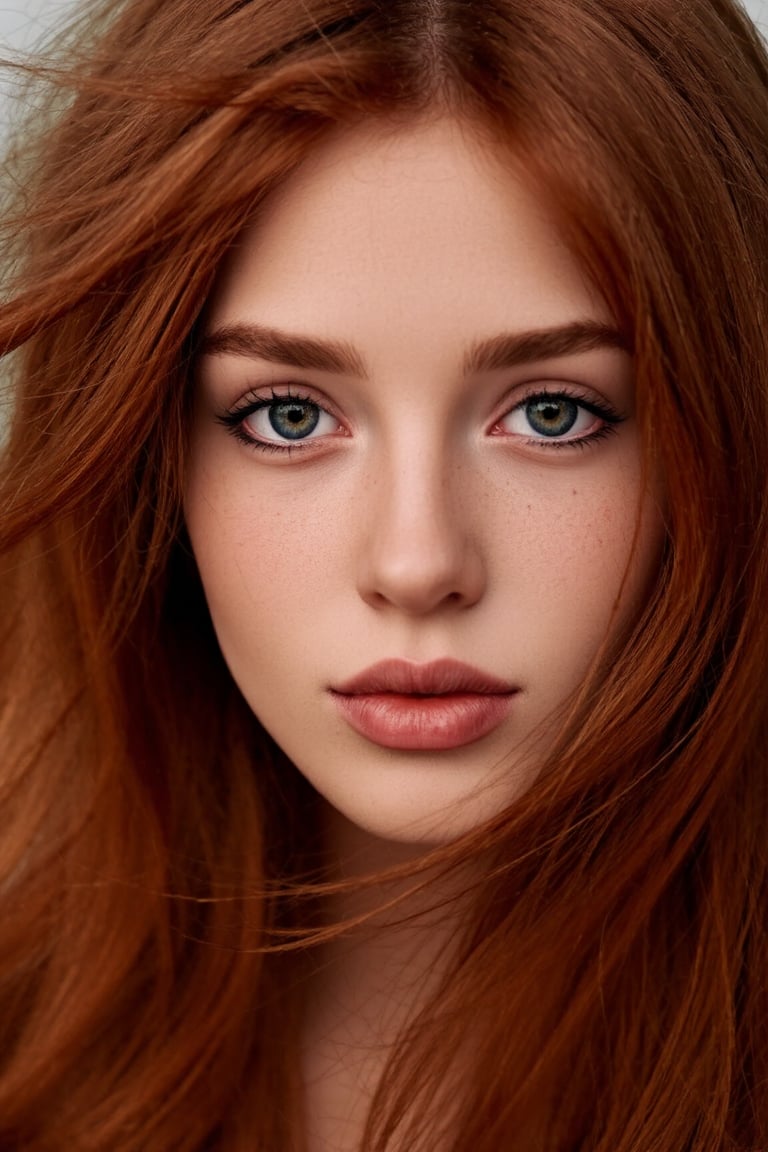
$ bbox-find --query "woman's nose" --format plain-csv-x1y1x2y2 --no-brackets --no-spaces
355,451,486,616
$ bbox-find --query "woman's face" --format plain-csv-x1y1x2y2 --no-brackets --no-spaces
186,116,663,845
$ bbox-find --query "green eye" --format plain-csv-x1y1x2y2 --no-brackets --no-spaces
496,390,622,446
524,397,579,437
268,400,321,440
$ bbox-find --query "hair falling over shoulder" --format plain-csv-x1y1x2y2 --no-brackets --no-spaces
0,0,767,1148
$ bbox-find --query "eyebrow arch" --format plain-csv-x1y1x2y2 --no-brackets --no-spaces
462,320,630,375
199,322,367,377
199,318,629,379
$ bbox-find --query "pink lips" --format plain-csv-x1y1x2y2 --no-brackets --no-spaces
329,658,517,751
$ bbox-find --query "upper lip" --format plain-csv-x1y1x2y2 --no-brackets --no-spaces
331,658,516,696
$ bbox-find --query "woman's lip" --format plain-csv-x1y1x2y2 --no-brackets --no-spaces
330,691,517,751
332,657,515,696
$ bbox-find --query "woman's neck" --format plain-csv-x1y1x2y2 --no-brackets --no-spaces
299,804,472,1151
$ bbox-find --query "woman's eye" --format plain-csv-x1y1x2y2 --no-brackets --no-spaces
497,392,617,444
246,398,337,442
220,394,341,449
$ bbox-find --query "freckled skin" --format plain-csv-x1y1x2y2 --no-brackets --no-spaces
185,117,664,845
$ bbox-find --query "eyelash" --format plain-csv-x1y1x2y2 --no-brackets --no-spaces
216,386,624,454
216,388,333,455
506,387,624,450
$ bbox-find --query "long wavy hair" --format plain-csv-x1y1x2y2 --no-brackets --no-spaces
1,0,767,1148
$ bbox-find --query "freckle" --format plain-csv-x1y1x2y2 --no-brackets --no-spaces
572,488,577,496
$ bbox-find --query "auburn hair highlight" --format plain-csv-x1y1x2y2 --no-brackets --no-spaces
0,0,767,1148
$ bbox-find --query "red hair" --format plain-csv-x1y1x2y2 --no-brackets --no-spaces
1,0,767,1147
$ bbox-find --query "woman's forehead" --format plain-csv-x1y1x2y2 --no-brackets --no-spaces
204,116,613,351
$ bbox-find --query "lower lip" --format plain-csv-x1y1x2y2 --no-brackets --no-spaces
330,691,516,751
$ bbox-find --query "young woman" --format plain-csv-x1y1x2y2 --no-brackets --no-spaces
1,1,767,1149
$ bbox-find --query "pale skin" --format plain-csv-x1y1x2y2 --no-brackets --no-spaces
185,115,664,1150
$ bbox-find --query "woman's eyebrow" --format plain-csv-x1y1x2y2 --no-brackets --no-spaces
463,320,629,374
199,319,628,378
199,323,366,376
